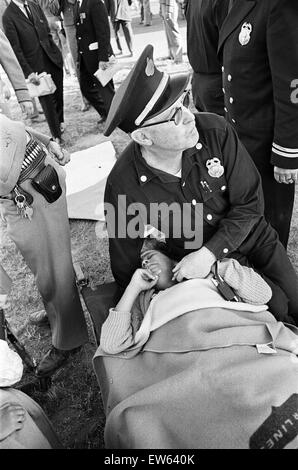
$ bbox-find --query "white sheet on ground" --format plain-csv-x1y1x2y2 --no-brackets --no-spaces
64,141,116,221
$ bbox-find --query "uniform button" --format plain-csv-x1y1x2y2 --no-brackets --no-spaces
223,248,229,254
140,175,147,182
221,66,224,72
229,97,234,104
79,51,83,54
224,107,228,113
182,181,186,187
228,74,232,81
221,185,226,191
192,199,197,206
78,37,81,40
207,214,213,221
196,142,202,150
232,118,236,123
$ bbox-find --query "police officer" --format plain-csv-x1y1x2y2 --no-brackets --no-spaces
103,45,298,324
218,0,298,248
75,0,115,122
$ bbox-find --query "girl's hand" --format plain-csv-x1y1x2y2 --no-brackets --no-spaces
129,268,159,292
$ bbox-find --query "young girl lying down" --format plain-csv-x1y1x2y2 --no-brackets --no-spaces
100,244,272,355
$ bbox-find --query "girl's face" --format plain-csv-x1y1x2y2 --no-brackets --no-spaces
140,250,177,290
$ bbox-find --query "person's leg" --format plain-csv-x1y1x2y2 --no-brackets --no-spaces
38,94,61,139
45,58,64,127
143,0,152,25
113,20,122,53
239,218,298,324
121,20,134,55
0,160,88,350
261,172,295,249
64,25,89,109
165,3,183,62
79,60,115,117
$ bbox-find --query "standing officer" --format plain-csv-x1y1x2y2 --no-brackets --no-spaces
102,45,298,324
0,114,89,376
184,0,229,115
3,0,64,142
218,0,298,248
75,0,115,123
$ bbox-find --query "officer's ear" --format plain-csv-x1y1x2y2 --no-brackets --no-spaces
131,128,153,147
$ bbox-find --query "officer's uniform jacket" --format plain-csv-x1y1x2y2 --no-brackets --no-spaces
105,113,268,288
75,0,111,74
3,0,63,78
0,28,30,104
218,0,298,170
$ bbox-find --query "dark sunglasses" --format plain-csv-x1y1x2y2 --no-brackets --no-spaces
141,91,191,128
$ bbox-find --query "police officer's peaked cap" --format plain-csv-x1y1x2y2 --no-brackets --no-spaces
104,45,190,136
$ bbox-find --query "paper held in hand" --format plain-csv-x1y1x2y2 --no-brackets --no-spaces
26,72,56,98
94,56,122,87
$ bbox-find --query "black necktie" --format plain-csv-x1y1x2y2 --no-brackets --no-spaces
24,2,34,23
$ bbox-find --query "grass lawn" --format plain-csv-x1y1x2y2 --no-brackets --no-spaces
1,58,297,449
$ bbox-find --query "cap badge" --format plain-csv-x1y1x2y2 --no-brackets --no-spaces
206,158,224,178
145,58,154,77
239,22,252,46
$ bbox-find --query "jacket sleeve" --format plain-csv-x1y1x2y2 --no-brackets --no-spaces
204,123,265,259
90,0,111,62
3,15,34,78
0,29,30,103
267,0,298,169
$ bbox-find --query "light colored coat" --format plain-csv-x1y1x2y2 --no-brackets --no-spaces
0,28,30,104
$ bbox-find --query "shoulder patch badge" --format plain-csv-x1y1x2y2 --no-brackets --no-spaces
239,22,252,46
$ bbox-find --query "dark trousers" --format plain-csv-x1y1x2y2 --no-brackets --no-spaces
39,52,64,139
234,217,298,324
79,59,115,118
114,20,133,54
234,126,295,249
261,172,295,249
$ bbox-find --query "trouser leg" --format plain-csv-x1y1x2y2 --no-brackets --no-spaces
38,94,61,139
0,159,88,350
238,218,298,324
122,20,133,53
44,56,64,125
113,21,122,52
261,171,295,249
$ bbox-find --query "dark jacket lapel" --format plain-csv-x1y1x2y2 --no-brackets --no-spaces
218,0,256,53
9,1,35,26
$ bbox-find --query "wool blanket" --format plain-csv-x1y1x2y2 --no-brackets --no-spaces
93,285,298,449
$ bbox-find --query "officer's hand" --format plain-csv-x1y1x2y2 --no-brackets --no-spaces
28,72,40,85
98,61,110,71
48,139,70,166
274,167,298,184
20,101,34,117
172,246,216,282
1,81,11,100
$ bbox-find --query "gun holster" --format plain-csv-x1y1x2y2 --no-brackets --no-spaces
31,164,62,203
